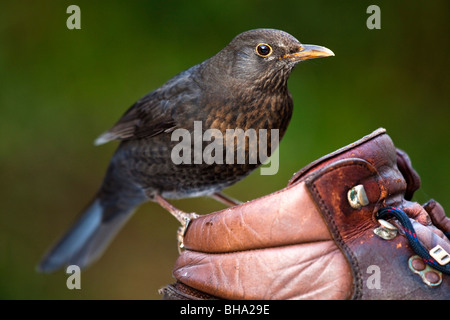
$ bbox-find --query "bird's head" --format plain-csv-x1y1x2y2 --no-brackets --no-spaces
206,28,334,92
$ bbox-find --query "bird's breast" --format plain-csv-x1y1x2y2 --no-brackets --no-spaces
204,91,293,136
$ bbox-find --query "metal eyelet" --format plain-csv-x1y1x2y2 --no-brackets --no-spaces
347,184,369,209
374,219,398,240
429,245,450,266
408,255,443,287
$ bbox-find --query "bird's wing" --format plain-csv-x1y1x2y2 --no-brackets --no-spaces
94,67,201,146
94,94,177,145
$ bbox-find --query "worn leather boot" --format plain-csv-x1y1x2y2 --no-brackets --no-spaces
160,128,450,300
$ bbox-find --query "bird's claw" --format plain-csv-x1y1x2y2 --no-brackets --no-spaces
177,212,199,254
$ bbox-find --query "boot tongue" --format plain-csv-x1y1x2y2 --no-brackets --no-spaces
396,148,421,200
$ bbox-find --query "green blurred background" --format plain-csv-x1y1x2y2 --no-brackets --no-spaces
1,0,449,299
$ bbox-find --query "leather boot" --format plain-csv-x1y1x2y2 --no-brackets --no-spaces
160,128,450,300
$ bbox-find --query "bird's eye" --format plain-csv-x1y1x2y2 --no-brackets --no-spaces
256,43,272,57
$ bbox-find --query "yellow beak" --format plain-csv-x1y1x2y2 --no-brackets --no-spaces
282,44,335,62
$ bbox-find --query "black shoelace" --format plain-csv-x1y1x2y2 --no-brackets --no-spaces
377,206,450,275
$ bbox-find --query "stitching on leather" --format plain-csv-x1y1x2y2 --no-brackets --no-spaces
309,183,363,300
305,160,379,300
178,242,345,299
184,238,336,255
160,282,220,300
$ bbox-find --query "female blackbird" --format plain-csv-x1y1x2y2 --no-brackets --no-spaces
38,28,334,272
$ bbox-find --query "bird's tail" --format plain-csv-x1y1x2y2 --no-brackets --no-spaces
37,193,141,273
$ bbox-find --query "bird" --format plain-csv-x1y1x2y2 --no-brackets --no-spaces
38,28,334,273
